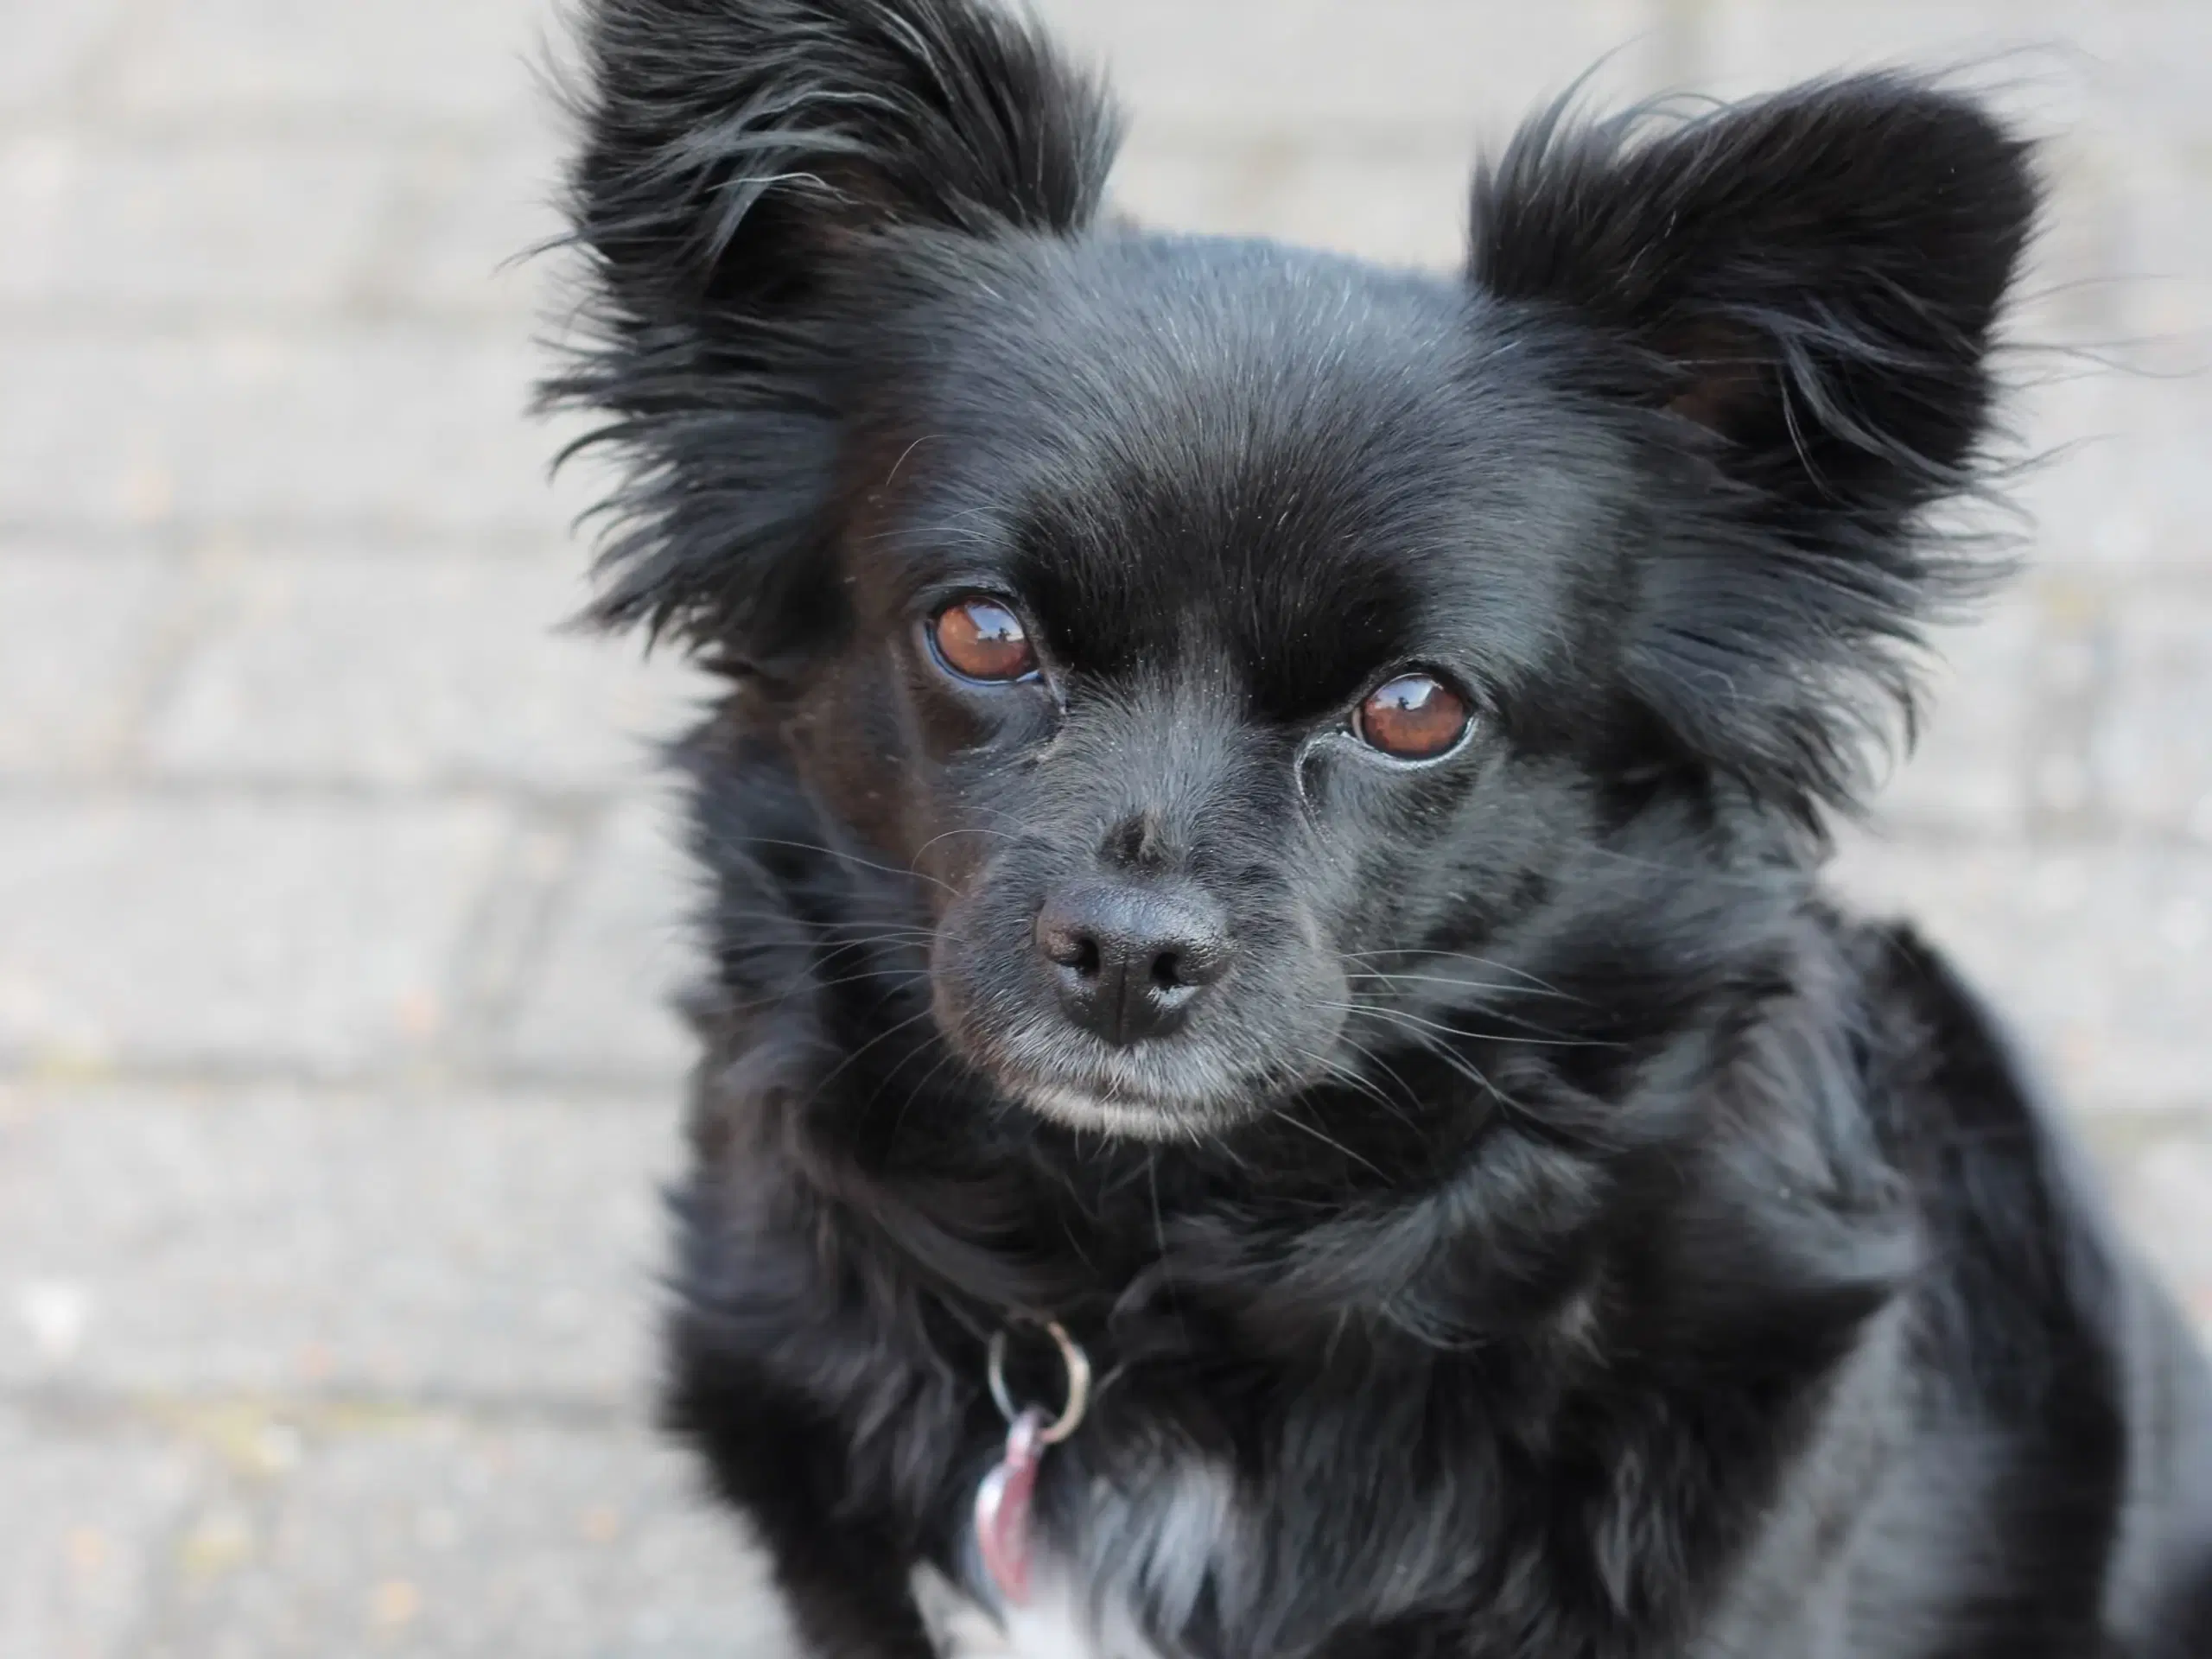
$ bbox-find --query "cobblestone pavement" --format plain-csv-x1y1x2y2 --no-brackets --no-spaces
3,1,2209,1653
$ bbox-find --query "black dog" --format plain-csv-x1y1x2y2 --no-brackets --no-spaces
546,2,2212,1653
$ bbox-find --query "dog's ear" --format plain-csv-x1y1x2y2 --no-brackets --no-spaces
1471,77,2038,821
546,0,1120,665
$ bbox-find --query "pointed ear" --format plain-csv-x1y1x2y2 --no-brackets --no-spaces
545,0,1120,661
1470,77,2039,818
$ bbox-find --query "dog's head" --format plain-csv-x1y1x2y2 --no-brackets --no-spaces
552,0,2034,1141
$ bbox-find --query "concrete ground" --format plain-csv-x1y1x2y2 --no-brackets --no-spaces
2,1,2208,1654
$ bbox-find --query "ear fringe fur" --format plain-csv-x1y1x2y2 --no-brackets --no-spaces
1470,75,2041,823
539,0,1121,656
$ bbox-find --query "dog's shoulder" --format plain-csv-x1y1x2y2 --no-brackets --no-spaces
1834,915,2212,1648
1844,913,2123,1349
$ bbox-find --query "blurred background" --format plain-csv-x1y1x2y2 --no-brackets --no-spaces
3,1,2208,1654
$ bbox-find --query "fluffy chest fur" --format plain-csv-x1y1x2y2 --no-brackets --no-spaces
662,1020,1919,1659
913,1525,1188,1659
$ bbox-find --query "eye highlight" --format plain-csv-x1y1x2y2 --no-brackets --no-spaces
1354,672,1471,760
929,595,1038,683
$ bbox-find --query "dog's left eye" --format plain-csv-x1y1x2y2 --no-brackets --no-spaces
929,595,1039,683
1355,673,1471,760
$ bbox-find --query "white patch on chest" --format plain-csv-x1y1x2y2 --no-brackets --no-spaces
912,1564,1160,1659
912,1454,1236,1659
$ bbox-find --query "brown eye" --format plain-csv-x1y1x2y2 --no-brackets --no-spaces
1356,673,1471,760
929,596,1038,683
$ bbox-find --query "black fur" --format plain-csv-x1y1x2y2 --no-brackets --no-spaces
545,3,2212,1654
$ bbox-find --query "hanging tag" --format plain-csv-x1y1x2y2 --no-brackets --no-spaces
974,1406,1049,1606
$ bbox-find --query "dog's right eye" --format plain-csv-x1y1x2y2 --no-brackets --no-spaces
1355,672,1471,760
929,596,1039,683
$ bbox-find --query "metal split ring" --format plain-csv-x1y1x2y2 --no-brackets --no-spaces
986,1319,1091,1446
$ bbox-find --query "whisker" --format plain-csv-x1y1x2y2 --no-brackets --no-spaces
697,832,958,896
1337,1017,1523,1116
909,823,1021,866
1313,1036,1427,1134
1266,1103,1388,1179
706,906,937,937
1327,973,1592,1039
800,1005,944,1111
1294,1044,1424,1142
1343,946,1582,1003
787,963,931,998
1342,968,1572,1002
1324,1000,1622,1052
879,1040,965,1145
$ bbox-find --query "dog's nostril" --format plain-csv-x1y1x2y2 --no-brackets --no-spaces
1039,919,1103,978
1149,950,1184,992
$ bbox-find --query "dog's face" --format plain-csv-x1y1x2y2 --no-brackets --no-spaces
555,2,2033,1141
804,237,1644,1135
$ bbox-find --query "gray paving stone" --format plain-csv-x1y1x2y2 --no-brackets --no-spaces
2063,1,2212,150
0,327,598,536
378,130,576,319
0,1409,204,1659
2091,584,2212,839
2078,377,2212,572
1829,835,2212,1116
2104,138,2212,341
0,798,510,1074
1112,130,1476,270
107,0,553,125
2011,374,2138,569
2088,1120,2212,1328
0,136,403,313
143,550,706,791
2008,359,2212,571
1694,0,2088,96
0,1082,673,1400
1031,0,1667,134
0,546,184,778
503,798,698,1084
0,0,127,115
149,1418,793,1659
1866,585,2040,838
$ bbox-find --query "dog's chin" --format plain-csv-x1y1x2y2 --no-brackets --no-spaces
1014,1081,1240,1141
967,1036,1266,1141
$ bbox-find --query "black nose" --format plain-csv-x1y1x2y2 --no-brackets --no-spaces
1034,880,1232,1046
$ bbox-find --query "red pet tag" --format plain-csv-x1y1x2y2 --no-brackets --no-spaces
975,1320,1091,1610
975,1406,1050,1605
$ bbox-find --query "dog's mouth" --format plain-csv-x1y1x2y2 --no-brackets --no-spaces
974,1038,1262,1140
936,990,1277,1140
1014,1080,1226,1139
